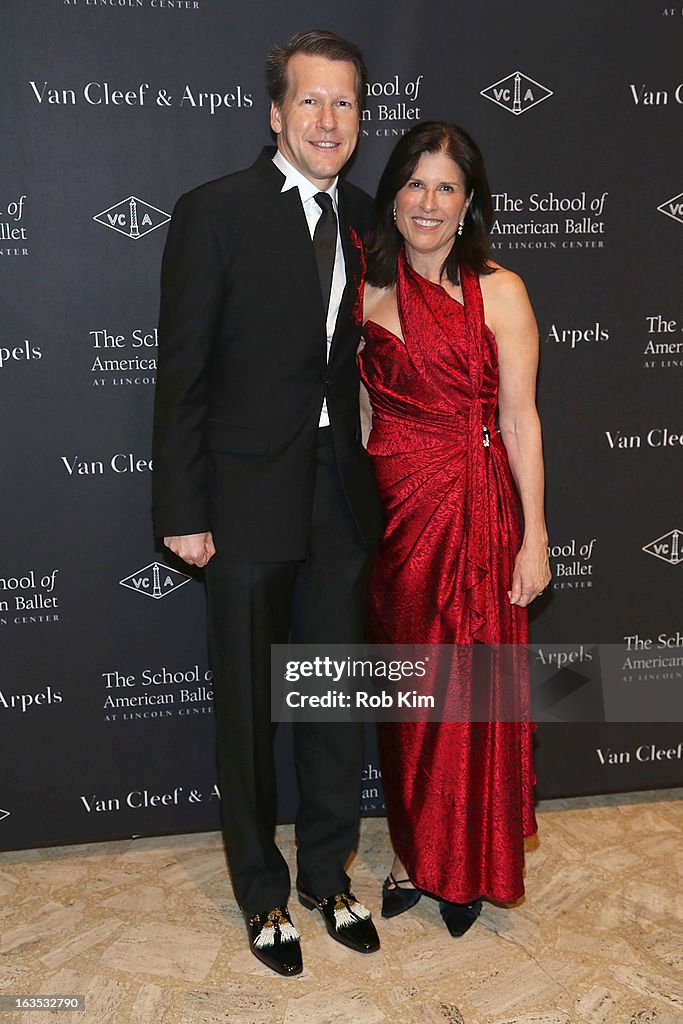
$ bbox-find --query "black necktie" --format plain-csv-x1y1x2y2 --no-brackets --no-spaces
312,192,337,313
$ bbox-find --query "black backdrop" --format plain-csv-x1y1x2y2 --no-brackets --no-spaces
1,1,682,850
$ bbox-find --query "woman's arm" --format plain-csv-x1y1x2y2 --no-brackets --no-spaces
359,376,373,448
357,283,390,448
483,268,551,607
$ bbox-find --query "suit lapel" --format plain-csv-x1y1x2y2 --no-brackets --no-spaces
253,149,363,354
329,186,363,364
254,149,330,330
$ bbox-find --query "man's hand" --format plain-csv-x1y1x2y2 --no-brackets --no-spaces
164,532,216,567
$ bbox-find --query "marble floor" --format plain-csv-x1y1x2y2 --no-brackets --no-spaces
1,788,682,1024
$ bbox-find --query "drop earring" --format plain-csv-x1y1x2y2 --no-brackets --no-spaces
392,206,397,223
457,220,464,236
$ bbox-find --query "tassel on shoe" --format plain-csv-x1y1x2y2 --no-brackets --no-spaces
348,898,371,920
278,919,300,943
253,916,275,948
332,893,371,930
253,908,300,948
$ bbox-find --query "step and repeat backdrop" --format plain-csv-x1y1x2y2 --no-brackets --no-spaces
1,1,681,850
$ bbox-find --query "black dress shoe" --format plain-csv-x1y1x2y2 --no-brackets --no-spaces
243,906,303,976
381,872,422,919
438,897,483,937
297,887,380,953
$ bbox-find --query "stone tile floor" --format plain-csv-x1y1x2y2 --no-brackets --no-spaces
1,788,682,1024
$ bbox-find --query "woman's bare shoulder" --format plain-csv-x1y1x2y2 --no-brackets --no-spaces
479,262,537,347
479,261,529,303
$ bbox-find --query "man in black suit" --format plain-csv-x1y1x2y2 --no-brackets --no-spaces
152,30,383,976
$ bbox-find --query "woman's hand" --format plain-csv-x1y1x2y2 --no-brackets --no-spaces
508,539,551,606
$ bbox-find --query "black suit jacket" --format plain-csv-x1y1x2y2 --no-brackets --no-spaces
152,148,382,561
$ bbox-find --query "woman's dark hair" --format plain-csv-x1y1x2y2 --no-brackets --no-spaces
266,29,367,110
366,121,494,287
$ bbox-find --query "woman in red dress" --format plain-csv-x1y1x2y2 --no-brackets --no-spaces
358,122,550,936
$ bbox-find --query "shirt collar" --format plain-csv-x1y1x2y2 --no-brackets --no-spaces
272,148,338,206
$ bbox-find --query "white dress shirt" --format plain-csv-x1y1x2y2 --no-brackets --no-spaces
272,148,346,428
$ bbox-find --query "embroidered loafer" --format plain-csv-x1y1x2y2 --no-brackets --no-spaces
297,887,380,953
243,906,303,976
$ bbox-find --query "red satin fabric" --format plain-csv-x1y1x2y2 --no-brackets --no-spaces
358,251,537,903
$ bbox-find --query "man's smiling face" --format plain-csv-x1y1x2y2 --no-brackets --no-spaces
270,53,360,190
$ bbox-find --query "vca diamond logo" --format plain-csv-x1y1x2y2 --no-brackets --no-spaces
481,71,553,115
94,196,170,239
642,529,683,565
0,808,10,822
119,561,192,600
657,192,683,226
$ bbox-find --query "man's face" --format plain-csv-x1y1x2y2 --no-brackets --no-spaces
270,53,360,189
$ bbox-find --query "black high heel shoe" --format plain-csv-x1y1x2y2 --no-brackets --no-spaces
381,872,422,919
438,897,483,937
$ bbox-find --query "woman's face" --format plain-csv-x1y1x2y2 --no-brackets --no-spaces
394,150,472,264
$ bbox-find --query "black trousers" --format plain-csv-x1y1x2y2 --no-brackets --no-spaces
205,429,373,914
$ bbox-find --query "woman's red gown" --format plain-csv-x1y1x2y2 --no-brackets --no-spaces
358,251,537,903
